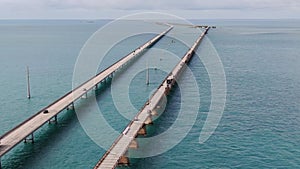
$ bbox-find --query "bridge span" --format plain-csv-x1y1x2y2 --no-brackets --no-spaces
0,26,173,168
94,27,211,169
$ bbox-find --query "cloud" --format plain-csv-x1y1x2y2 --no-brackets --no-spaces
0,0,299,19
41,0,300,10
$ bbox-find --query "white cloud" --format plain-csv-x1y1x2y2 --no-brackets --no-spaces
41,0,300,10
0,0,299,19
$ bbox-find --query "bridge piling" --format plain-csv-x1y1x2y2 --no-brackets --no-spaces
118,155,130,166
151,109,158,116
66,103,74,110
137,125,147,136
144,116,153,125
128,139,138,149
24,133,34,143
48,115,58,124
26,66,31,99
93,84,98,91
81,89,88,99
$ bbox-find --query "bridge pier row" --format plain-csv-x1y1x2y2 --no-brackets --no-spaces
24,133,34,143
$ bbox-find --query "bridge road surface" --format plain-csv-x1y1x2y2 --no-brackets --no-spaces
0,26,173,166
94,27,211,169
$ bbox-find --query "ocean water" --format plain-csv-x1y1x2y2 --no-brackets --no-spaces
0,19,300,168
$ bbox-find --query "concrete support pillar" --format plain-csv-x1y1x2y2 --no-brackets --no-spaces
138,125,147,136
151,110,158,116
144,116,153,125
129,139,138,149
118,156,130,166
67,103,74,110
93,84,98,91
82,92,88,99
80,88,88,99
24,133,34,143
49,115,58,124
164,86,170,95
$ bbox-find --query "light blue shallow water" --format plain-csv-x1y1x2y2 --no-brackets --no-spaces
0,19,300,168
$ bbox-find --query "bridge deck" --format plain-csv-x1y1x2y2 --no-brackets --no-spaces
94,27,210,169
0,26,173,159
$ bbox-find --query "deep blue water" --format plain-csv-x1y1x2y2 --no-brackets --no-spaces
0,19,300,168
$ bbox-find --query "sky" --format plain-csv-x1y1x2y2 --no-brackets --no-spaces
0,0,300,19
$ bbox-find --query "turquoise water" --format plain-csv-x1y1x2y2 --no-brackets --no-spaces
0,19,300,168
